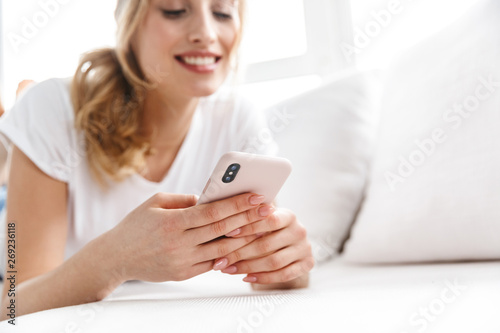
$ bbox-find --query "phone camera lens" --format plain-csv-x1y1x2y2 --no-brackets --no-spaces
222,163,240,183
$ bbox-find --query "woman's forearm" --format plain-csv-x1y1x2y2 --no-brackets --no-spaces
1,231,124,319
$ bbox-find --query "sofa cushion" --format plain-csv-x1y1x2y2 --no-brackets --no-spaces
267,71,378,262
342,0,500,263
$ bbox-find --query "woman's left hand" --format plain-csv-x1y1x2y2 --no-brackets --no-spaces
213,207,314,288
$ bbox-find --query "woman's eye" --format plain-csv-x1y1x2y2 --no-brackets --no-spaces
161,9,186,18
213,12,232,20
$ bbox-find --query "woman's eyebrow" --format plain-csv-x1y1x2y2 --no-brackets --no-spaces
156,0,187,7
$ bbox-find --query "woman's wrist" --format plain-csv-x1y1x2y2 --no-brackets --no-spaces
0,230,129,317
81,230,129,301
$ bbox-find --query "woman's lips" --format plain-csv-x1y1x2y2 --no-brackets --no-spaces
175,55,222,74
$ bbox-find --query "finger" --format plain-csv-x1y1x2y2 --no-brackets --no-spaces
187,260,215,279
213,226,304,271
188,204,275,244
150,192,199,209
221,242,310,275
170,260,214,282
197,234,259,263
242,257,315,284
226,208,295,238
185,193,266,228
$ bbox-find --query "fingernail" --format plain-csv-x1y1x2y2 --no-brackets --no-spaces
243,276,257,283
213,258,228,271
222,265,237,274
225,228,241,237
258,205,275,217
249,195,265,206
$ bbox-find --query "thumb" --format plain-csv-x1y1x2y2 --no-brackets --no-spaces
152,192,198,209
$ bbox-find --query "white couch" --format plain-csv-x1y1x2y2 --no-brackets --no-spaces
2,1,500,331
2,260,499,332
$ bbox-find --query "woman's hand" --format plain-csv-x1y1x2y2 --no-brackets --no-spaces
212,208,314,288
105,192,270,285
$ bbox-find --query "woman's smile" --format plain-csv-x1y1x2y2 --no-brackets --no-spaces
132,0,240,98
174,50,223,74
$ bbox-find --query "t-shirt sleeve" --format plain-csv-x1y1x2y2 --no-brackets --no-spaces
0,78,76,182
229,95,279,157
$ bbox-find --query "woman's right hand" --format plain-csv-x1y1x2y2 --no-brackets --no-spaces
105,192,273,284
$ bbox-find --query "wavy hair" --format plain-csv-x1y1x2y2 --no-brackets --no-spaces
0,94,4,117
71,0,246,187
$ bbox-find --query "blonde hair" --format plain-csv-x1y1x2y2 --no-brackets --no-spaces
71,0,245,187
0,94,4,117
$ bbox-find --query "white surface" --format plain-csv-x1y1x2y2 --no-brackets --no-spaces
2,0,117,109
350,0,482,70
241,0,307,64
268,70,379,262
343,0,500,263
2,259,499,332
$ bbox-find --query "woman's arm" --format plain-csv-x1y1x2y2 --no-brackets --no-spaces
0,80,35,185
1,146,273,318
0,146,123,318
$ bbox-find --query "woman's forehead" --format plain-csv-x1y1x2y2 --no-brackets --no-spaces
115,0,240,21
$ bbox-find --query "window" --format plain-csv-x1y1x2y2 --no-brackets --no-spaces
0,1,352,109
238,0,353,108
241,0,308,64
241,0,352,82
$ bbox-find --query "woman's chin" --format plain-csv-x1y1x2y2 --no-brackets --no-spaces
153,79,226,99
188,83,224,98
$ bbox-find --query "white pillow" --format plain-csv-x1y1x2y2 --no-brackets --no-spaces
267,71,378,263
342,0,500,263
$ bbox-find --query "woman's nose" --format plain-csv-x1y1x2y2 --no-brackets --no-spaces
188,11,217,45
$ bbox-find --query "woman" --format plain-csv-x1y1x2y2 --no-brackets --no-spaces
0,95,4,118
0,80,35,196
0,0,313,317
0,94,6,196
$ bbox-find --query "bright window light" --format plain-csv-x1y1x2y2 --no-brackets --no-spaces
348,0,482,70
240,0,308,64
1,0,315,109
237,74,322,110
2,0,116,109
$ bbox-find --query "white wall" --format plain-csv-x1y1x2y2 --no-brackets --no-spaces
2,0,117,109
347,0,482,70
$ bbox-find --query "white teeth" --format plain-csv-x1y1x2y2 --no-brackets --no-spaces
182,56,217,66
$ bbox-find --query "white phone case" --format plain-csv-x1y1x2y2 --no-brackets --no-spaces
197,151,292,205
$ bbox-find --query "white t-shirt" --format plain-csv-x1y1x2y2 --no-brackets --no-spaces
0,78,277,262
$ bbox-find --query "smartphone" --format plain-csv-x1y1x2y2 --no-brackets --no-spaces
197,151,292,205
